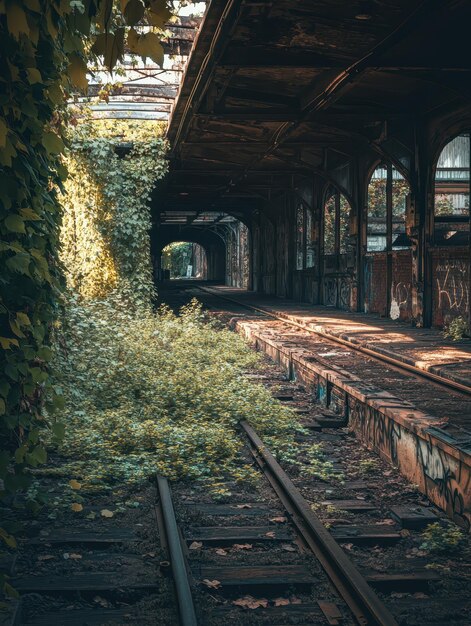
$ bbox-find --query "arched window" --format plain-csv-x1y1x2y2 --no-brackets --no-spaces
296,202,315,270
367,165,410,252
323,188,351,256
434,133,470,245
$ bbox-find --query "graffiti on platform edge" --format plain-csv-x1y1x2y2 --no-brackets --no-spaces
349,400,470,530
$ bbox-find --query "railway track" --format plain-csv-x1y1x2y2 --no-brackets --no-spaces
9,283,471,625
154,408,471,626
154,281,471,626
183,284,471,438
9,479,178,626
196,285,471,399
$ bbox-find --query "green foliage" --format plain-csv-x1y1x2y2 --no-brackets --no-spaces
0,0,71,575
62,119,168,301
50,294,316,493
358,458,379,475
420,521,465,554
0,0,176,607
161,241,194,278
443,315,469,341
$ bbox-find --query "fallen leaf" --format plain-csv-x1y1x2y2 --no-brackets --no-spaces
233,543,252,550
274,597,290,606
68,553,82,560
342,543,354,551
232,595,268,609
143,552,156,558
202,579,221,589
215,549,228,556
281,543,296,552
93,595,110,607
69,479,82,490
269,516,287,523
413,592,428,599
400,529,411,537
38,554,55,561
235,504,252,509
265,531,276,538
86,512,96,520
100,509,114,518
189,541,203,550
70,503,83,512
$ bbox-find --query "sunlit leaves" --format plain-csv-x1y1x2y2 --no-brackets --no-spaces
148,0,172,28
68,53,88,91
62,119,167,299
42,132,64,155
126,28,164,66
134,32,164,65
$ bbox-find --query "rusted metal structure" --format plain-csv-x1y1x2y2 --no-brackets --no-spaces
154,0,471,329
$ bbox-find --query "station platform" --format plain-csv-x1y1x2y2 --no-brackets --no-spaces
195,284,471,530
205,286,471,391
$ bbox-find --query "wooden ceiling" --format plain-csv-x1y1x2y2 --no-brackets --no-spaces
159,0,470,220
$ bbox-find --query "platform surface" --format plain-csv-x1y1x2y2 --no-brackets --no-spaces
206,286,471,389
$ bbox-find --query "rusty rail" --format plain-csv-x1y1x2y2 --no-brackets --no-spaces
156,476,198,626
198,286,471,397
241,421,399,626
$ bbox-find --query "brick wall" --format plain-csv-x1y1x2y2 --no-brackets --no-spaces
432,248,470,327
364,254,387,315
391,251,413,321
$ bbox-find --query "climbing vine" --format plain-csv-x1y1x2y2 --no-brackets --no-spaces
62,119,168,302
0,0,177,601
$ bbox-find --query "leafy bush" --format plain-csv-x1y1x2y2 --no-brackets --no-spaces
49,294,312,495
443,316,469,341
420,521,465,554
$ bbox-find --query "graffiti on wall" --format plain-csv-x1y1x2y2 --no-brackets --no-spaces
416,435,470,530
390,281,410,320
338,278,351,310
324,278,337,306
350,399,470,530
434,259,469,325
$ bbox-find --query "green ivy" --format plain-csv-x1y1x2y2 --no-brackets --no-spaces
0,0,176,605
62,119,168,302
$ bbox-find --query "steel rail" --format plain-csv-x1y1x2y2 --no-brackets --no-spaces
241,421,398,626
197,286,471,397
156,476,198,626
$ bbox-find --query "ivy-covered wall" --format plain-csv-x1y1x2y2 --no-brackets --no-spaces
62,119,168,302
0,0,175,597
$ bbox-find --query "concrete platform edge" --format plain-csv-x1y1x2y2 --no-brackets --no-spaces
234,318,471,532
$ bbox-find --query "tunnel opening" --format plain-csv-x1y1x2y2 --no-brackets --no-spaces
161,242,207,280
152,212,250,288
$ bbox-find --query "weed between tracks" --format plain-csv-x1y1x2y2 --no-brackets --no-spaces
36,294,332,510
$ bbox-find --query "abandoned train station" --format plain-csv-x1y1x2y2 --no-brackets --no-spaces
3,1,471,625
155,0,470,330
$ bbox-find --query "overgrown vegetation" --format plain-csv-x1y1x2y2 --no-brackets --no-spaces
62,119,167,301
1,0,178,600
48,294,308,500
161,241,194,278
443,315,469,341
420,521,465,554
